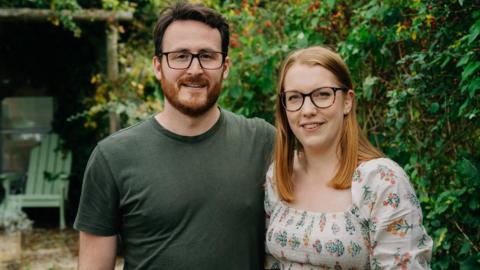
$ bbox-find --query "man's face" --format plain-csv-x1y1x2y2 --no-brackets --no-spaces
153,20,230,117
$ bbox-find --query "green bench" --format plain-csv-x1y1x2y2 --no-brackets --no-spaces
0,133,72,229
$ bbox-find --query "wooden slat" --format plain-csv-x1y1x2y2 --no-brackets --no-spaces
44,134,58,195
25,144,40,194
0,8,133,22
8,133,72,229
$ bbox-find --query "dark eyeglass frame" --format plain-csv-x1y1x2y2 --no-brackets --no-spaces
279,87,348,112
159,51,226,70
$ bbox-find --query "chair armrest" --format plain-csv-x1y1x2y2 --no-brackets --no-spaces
0,172,24,182
0,172,25,198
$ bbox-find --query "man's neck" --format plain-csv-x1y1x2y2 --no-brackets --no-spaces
155,104,220,136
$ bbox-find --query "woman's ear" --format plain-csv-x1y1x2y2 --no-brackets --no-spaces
343,89,355,115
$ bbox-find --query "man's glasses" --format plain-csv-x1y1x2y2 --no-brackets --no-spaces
280,87,348,112
159,51,226,70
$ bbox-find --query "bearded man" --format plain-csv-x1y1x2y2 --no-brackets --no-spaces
74,2,274,270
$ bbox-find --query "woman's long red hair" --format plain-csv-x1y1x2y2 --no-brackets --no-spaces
274,46,383,202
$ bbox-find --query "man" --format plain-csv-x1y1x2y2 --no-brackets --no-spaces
74,2,275,270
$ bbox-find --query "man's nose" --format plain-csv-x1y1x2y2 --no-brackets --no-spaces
187,56,204,74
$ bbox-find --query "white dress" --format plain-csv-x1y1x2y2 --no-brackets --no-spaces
265,158,433,270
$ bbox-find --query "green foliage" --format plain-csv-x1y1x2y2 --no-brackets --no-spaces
220,1,480,268
3,0,479,268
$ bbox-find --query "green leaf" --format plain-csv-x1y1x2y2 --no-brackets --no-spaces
462,61,480,80
469,197,479,210
457,53,471,67
459,242,471,255
465,77,480,97
362,76,379,101
326,0,336,10
457,158,479,179
430,102,440,113
434,227,448,249
468,19,480,44
460,254,480,270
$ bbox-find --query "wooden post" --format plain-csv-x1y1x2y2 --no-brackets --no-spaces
106,23,120,134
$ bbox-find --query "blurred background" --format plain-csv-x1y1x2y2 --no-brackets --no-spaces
0,0,478,269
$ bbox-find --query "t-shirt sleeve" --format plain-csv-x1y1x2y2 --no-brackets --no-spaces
258,118,275,167
352,158,433,269
73,145,120,236
264,163,281,269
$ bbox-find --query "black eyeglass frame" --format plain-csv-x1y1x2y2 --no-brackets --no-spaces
280,87,348,112
158,51,227,70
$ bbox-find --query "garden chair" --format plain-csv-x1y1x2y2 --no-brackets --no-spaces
0,133,71,229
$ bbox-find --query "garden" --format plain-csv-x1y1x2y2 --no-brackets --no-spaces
0,0,479,269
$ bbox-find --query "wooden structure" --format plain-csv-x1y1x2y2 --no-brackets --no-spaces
0,8,133,133
1,134,72,229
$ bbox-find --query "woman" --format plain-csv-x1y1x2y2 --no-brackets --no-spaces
265,46,432,269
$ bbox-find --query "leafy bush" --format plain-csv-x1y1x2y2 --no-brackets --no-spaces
2,0,479,268
220,1,480,268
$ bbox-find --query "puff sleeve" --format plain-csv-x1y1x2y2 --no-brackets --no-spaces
351,158,433,269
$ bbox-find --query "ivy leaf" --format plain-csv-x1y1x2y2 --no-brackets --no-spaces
468,19,480,44
462,61,480,80
459,242,471,255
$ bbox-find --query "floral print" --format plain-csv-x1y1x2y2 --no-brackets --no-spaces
325,239,345,257
265,158,433,270
383,192,401,208
312,240,322,253
319,214,327,232
385,218,413,238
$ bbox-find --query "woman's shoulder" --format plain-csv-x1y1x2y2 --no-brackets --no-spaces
357,157,405,173
353,157,408,185
351,157,421,213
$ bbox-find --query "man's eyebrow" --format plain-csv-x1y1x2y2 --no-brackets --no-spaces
165,48,219,53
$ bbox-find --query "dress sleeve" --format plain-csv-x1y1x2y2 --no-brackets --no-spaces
351,158,433,269
264,163,281,269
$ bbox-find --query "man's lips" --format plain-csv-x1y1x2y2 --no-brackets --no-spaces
181,82,207,88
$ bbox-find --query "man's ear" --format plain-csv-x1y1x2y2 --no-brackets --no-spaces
153,56,162,81
344,89,355,115
222,56,230,79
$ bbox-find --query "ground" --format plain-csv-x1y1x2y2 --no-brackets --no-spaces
1,228,124,269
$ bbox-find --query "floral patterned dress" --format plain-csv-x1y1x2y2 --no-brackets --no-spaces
265,158,433,270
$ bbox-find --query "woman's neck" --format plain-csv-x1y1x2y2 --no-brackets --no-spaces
297,143,341,185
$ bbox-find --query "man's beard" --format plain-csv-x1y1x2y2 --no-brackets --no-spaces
160,71,222,117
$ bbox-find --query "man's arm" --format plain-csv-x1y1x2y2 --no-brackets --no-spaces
79,231,117,270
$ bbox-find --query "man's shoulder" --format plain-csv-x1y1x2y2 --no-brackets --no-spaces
97,116,153,152
222,109,274,132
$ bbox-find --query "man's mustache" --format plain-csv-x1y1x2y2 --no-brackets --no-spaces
178,74,209,87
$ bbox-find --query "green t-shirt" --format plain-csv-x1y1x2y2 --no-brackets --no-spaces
74,109,275,270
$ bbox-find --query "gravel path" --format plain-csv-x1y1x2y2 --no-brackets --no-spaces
1,228,124,269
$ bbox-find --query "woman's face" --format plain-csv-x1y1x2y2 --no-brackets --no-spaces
283,63,353,153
